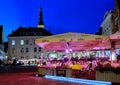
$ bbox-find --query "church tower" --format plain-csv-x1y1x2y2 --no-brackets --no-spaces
38,7,44,28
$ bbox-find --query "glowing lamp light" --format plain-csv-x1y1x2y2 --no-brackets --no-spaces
69,48,72,52
37,64,41,67
37,64,42,67
70,64,73,68
66,49,69,53
53,64,56,68
38,25,44,28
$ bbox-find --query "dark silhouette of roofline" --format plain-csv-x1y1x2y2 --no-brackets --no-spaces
8,26,52,37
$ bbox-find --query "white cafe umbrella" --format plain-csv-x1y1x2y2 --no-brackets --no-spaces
35,32,109,51
109,31,120,49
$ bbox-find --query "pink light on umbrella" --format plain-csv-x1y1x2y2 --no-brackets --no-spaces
69,48,72,52
66,49,69,53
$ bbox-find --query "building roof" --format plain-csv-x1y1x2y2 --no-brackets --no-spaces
8,26,52,37
103,10,113,20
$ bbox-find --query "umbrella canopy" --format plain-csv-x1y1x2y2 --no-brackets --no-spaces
110,31,120,40
110,31,120,49
35,32,109,51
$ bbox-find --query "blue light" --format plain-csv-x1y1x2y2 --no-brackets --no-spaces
44,75,112,85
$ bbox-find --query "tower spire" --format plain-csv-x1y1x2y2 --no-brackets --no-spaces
38,7,44,28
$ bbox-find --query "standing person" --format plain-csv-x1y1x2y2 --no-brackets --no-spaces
12,59,17,66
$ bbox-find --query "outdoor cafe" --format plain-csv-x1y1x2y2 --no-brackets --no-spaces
35,32,120,83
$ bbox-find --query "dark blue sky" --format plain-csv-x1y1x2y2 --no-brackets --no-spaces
0,0,114,42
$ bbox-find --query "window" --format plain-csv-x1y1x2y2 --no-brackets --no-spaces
39,47,41,52
26,40,29,45
34,40,35,45
21,56,24,59
26,48,29,53
12,48,15,54
12,40,15,45
21,48,24,53
20,40,24,45
34,55,37,58
26,56,28,59
34,47,37,52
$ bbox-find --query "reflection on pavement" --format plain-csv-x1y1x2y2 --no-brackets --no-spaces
0,72,88,85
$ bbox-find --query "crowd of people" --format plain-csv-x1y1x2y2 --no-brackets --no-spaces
38,56,120,79
0,59,24,67
39,56,120,71
1,55,120,69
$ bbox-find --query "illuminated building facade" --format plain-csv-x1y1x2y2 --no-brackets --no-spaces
101,10,113,36
98,0,120,35
8,27,51,61
112,0,120,33
8,7,52,62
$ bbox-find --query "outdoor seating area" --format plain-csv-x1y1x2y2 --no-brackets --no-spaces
36,32,120,83
37,56,120,80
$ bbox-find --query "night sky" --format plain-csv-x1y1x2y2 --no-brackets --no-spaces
0,0,114,42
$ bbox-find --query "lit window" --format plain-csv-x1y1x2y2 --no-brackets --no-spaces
20,40,24,45
12,48,15,54
12,40,15,45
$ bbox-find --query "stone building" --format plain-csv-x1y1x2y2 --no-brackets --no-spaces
8,27,51,61
8,7,52,64
101,10,114,35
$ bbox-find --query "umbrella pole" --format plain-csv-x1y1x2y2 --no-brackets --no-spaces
66,52,71,61
110,41,117,61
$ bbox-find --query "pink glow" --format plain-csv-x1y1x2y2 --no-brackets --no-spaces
69,48,72,51
66,49,69,53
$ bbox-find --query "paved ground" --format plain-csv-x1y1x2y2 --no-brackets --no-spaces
0,65,37,73
0,72,88,85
